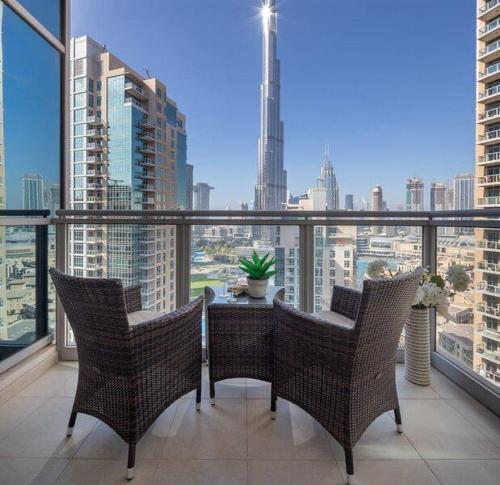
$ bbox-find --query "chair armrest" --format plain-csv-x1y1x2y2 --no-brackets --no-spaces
330,285,361,320
124,285,142,313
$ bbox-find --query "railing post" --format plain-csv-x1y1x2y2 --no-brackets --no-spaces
176,221,191,307
299,223,314,313
422,221,438,351
35,224,49,340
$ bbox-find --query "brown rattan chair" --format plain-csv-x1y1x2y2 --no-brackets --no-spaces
49,268,203,480
272,272,420,484
205,286,285,414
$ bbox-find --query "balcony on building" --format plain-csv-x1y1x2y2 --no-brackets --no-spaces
478,238,500,250
477,260,500,275
87,115,103,126
139,146,155,156
124,80,148,102
479,0,500,22
479,61,500,83
478,82,500,103
478,17,500,42
478,128,500,144
477,174,500,185
140,117,156,131
478,105,500,123
479,38,500,63
477,151,500,165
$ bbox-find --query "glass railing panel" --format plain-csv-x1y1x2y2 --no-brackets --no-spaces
436,226,500,393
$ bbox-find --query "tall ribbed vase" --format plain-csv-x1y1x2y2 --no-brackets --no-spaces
404,307,431,386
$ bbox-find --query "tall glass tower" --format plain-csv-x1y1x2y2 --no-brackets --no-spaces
255,0,286,213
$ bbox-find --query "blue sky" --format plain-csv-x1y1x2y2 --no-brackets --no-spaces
71,0,476,209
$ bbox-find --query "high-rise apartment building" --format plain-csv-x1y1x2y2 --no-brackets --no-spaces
371,185,383,234
345,194,354,210
193,183,214,210
475,0,500,386
406,177,424,211
430,182,447,211
317,149,339,210
275,188,356,310
255,0,286,213
22,174,44,210
185,163,193,210
69,35,185,312
454,173,475,211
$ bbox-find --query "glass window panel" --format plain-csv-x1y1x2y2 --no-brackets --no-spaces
2,6,60,212
74,77,85,93
74,109,85,122
17,0,61,39
74,93,85,108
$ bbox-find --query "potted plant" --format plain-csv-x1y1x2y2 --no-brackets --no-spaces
239,251,276,298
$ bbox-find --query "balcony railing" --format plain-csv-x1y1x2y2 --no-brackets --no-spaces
479,39,500,59
478,151,500,165
479,83,500,102
478,239,500,250
479,0,500,20
477,195,500,206
479,61,500,80
479,17,500,39
477,260,500,274
478,128,500,143
479,105,500,122
477,174,500,185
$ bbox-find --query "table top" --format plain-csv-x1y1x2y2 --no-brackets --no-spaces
209,286,282,306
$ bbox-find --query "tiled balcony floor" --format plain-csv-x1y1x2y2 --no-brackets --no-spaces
0,363,499,485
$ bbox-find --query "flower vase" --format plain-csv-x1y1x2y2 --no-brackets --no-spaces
404,307,431,386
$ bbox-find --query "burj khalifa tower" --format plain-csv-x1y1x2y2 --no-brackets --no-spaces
255,0,287,213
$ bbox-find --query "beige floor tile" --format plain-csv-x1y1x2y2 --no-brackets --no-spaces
246,379,272,399
395,366,440,399
54,459,158,485
19,366,78,398
426,459,500,485
153,459,247,485
337,460,440,485
0,398,96,458
247,399,334,460
399,399,500,459
329,413,420,460
447,399,500,448
0,397,44,441
0,457,68,485
248,459,344,485
429,368,473,400
75,403,178,459
163,398,247,459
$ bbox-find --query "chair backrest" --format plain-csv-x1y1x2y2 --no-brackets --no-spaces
352,271,420,376
50,268,131,370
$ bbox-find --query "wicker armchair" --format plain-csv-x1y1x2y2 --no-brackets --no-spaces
272,272,420,484
206,287,285,413
49,269,203,480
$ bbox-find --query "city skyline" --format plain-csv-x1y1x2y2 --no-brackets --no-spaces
71,0,475,210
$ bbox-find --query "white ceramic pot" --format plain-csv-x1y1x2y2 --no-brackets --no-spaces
247,277,269,298
404,307,431,386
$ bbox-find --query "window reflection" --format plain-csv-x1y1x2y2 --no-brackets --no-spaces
17,0,61,39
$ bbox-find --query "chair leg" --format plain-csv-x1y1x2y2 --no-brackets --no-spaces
270,392,277,420
210,381,215,405
196,386,201,411
394,407,403,433
344,448,354,484
66,411,77,437
127,444,136,480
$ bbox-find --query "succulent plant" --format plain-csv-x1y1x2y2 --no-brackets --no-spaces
239,251,276,280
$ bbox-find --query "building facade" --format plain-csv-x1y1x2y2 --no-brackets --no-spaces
193,183,214,210
371,185,383,234
475,0,500,386
317,151,339,210
345,194,354,210
69,35,185,312
185,163,193,210
406,177,424,211
22,174,44,210
430,182,447,211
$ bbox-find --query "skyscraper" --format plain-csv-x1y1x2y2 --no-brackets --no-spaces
22,173,44,210
317,148,339,209
430,182,447,211
69,35,184,312
193,183,214,210
476,0,500,387
345,194,354,211
371,185,383,234
406,177,424,211
454,173,474,211
255,0,286,213
185,163,193,210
